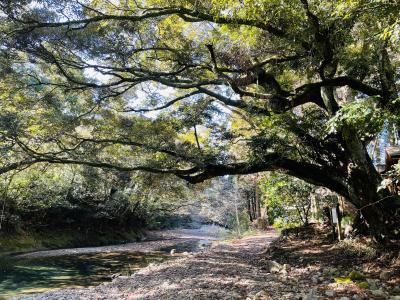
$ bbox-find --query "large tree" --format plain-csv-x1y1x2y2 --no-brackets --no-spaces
0,0,399,238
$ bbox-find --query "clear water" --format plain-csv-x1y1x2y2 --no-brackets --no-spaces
0,239,213,299
0,251,171,299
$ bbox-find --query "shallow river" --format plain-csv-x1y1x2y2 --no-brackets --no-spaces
0,226,226,299
0,251,170,298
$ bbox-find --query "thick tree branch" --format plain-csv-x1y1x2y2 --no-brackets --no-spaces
15,136,202,164
0,159,45,175
9,6,287,38
178,155,349,198
296,76,383,97
198,87,270,115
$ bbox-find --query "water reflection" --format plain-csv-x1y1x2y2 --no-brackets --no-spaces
0,226,222,299
0,252,169,299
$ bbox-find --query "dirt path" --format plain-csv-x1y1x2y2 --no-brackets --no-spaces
16,230,279,300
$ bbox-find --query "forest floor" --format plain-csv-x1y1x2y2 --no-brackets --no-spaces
14,225,400,300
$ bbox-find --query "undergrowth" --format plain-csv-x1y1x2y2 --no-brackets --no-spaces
0,228,144,254
333,238,378,259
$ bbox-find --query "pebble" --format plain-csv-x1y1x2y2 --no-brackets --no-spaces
311,276,319,284
263,260,282,273
322,268,330,275
366,278,379,290
371,289,386,298
325,290,336,297
283,263,291,272
302,288,320,300
253,290,269,300
379,270,391,281
331,267,338,274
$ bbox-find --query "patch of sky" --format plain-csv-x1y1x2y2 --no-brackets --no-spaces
83,60,113,83
371,121,390,165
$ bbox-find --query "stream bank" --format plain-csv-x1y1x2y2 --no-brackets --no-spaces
11,225,400,300
12,230,278,300
1,225,228,299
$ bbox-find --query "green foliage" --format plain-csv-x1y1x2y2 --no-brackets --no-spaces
0,163,198,242
348,270,365,280
357,281,370,289
0,229,144,253
327,98,387,140
271,217,301,230
341,215,355,227
260,172,313,227
0,0,399,239
334,277,354,284
225,209,251,235
0,0,397,182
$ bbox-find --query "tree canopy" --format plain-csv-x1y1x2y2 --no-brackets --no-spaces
0,0,399,238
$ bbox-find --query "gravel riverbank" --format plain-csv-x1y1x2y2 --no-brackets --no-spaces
13,225,400,300
14,231,279,300
14,225,227,259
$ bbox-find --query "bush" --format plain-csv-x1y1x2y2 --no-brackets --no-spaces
272,217,301,230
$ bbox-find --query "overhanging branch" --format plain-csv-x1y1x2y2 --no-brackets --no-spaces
177,155,349,198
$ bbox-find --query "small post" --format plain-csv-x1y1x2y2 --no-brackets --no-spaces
329,208,336,241
331,206,342,241
336,203,343,241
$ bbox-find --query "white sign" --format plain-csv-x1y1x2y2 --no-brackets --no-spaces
331,208,338,224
